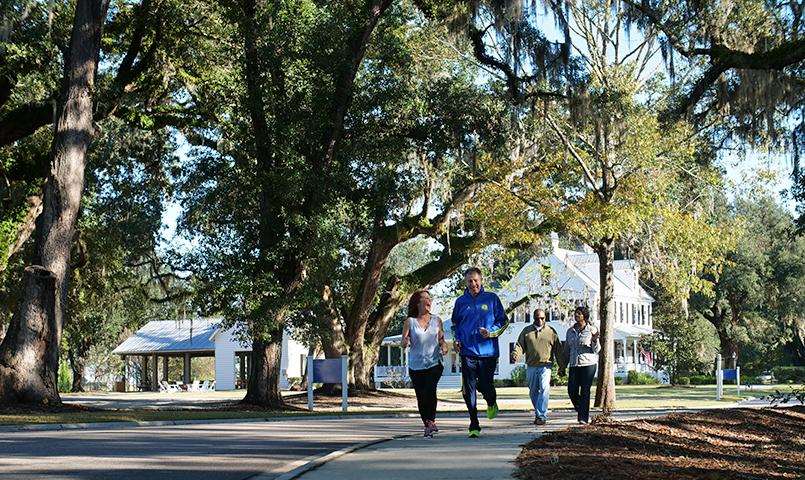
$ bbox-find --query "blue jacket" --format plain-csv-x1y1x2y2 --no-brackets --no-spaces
450,287,509,358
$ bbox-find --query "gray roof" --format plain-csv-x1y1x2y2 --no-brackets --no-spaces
112,319,221,355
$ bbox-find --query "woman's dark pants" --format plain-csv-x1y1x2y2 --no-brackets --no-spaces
568,364,596,422
409,363,444,424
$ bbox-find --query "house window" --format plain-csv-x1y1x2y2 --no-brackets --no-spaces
632,304,636,324
620,303,624,324
641,305,646,325
525,311,531,323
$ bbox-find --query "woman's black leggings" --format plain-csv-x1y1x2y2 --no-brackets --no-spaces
568,364,597,422
409,363,444,424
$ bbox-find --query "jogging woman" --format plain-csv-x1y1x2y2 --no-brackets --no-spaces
402,290,448,437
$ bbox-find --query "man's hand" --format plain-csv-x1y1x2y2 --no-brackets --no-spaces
479,327,490,338
440,342,449,356
453,340,461,352
591,332,600,344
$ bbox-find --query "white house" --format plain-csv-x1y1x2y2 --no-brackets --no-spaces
375,233,665,387
113,318,310,391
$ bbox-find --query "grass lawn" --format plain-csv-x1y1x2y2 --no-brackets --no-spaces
1,384,799,426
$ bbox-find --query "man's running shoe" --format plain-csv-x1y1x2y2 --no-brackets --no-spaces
468,429,481,438
487,403,499,420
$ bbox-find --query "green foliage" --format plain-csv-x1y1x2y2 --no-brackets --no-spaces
676,376,691,386
57,362,72,394
772,366,805,384
614,376,625,386
510,365,527,387
689,375,716,385
626,371,659,385
641,306,719,381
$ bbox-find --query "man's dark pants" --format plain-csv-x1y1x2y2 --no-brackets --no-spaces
461,355,498,430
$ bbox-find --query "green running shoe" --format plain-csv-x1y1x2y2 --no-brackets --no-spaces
487,403,499,420
468,429,481,438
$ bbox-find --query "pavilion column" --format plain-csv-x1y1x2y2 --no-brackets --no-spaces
141,355,149,390
239,353,246,383
152,354,159,391
183,353,191,384
121,355,127,392
163,355,169,382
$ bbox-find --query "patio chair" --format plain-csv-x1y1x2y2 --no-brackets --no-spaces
199,380,211,392
188,379,200,391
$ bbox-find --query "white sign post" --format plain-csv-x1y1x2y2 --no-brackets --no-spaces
307,355,349,413
715,354,723,401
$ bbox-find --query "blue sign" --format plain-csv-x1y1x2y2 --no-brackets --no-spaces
723,369,737,381
312,359,343,384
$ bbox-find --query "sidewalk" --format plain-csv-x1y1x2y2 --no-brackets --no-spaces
295,410,671,480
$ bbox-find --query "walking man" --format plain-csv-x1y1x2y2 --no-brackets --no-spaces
512,308,561,426
451,267,509,438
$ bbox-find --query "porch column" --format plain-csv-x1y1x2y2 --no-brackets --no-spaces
183,352,191,384
163,355,169,382
141,355,149,390
121,355,127,392
633,338,639,365
151,354,159,391
386,346,391,366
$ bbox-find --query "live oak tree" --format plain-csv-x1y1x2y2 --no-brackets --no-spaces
0,0,110,405
0,0,213,405
418,0,804,412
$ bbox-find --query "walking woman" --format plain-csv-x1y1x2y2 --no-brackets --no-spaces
566,306,600,424
402,290,448,437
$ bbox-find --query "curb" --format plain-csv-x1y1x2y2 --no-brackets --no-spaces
254,434,413,480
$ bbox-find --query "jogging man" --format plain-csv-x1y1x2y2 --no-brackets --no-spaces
451,267,509,438
512,308,561,426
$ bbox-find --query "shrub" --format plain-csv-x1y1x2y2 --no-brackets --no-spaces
494,379,514,388
551,368,568,386
689,374,716,385
614,376,625,385
772,366,805,384
510,365,527,387
626,370,659,385
58,362,72,393
675,376,691,386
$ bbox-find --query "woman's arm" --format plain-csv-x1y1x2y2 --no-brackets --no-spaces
402,319,410,349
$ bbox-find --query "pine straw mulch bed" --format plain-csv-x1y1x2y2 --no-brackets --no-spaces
515,406,805,480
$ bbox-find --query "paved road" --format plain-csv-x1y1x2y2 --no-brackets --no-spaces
0,413,525,480
296,410,674,480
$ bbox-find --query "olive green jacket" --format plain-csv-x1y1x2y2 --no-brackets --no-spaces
512,323,561,368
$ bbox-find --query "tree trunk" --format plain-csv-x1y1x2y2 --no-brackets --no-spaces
243,329,284,408
345,236,396,390
594,237,616,413
358,283,406,390
0,267,60,404
717,328,739,369
0,0,107,406
67,347,86,393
